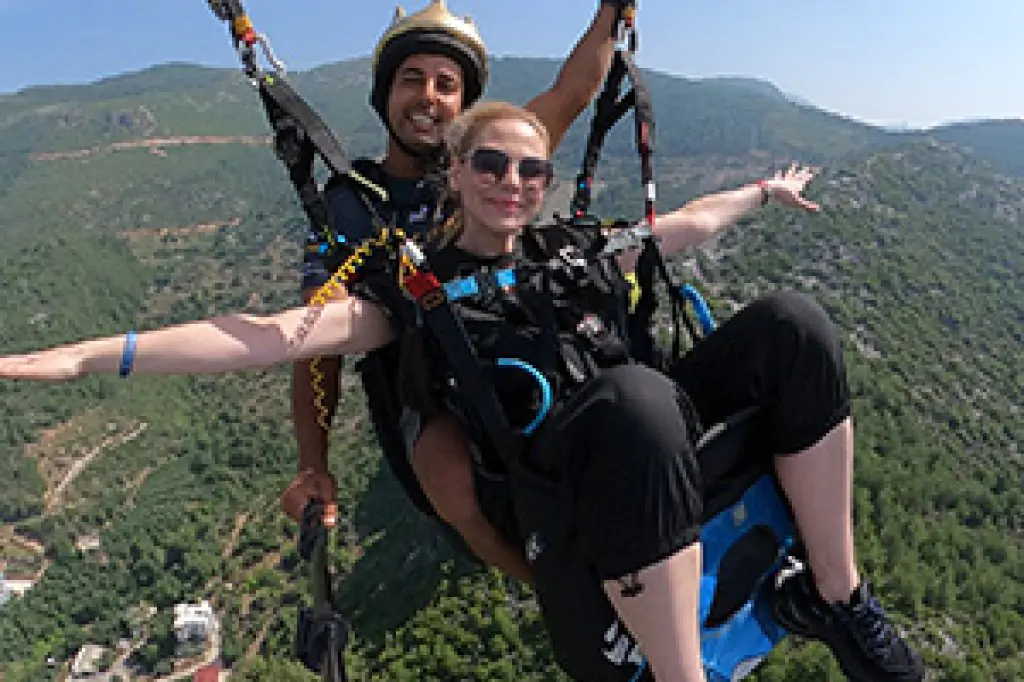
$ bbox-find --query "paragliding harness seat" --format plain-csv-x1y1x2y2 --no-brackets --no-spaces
207,2,798,680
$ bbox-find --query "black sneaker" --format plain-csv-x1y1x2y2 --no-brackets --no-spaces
770,557,925,681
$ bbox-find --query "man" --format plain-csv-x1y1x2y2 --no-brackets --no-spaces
282,0,628,580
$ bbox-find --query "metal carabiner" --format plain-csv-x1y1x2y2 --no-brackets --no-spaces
253,31,287,75
208,0,287,82
599,221,656,257
615,6,638,52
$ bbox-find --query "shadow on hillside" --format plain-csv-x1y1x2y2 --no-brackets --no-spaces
334,462,486,640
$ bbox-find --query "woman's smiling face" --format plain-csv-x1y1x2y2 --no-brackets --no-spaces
449,110,553,254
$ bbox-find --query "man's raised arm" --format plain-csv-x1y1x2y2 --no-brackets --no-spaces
524,2,627,151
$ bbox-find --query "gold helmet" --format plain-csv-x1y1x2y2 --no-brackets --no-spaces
370,0,489,122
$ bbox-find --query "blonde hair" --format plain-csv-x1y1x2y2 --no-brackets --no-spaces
437,101,550,240
445,100,550,161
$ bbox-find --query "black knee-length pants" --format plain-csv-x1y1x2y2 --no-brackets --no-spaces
507,290,852,681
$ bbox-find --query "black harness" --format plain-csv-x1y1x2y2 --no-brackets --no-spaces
569,20,703,370
207,0,699,466
405,222,637,475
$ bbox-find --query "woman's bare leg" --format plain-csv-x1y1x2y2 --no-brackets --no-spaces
602,544,707,682
774,416,859,602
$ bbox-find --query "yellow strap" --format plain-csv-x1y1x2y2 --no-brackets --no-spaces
348,170,389,204
625,271,640,312
306,227,406,432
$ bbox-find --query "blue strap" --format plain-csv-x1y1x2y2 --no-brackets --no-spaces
119,331,138,378
494,358,552,436
680,284,716,335
443,268,517,300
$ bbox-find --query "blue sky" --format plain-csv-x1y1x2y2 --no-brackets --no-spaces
1,0,1022,129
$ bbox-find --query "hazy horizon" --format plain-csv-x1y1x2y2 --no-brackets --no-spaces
2,1,1022,130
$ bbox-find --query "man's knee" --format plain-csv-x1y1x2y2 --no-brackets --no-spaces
411,418,482,528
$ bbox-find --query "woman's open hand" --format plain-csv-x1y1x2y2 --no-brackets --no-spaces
0,347,83,382
764,163,821,212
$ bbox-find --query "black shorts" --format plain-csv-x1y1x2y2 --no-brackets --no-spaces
508,290,851,682
510,362,696,682
670,290,852,457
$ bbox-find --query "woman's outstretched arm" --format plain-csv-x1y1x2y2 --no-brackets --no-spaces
0,296,394,382
618,163,820,272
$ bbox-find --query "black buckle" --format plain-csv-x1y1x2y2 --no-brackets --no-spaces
475,269,500,300
295,606,350,675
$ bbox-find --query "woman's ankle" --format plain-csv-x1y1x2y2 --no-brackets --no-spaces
810,564,861,604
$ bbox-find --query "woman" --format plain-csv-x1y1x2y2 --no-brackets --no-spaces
0,102,923,682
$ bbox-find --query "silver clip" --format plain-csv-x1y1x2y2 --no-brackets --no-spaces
401,240,427,266
236,31,287,85
600,221,655,256
254,32,287,74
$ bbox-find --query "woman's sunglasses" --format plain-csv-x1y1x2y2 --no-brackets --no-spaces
465,147,554,186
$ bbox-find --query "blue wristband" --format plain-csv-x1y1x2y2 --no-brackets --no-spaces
119,331,137,378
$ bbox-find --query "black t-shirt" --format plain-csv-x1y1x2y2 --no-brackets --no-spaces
430,244,554,429
324,166,431,240
354,225,634,432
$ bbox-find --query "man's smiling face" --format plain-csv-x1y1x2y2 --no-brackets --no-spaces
385,53,465,151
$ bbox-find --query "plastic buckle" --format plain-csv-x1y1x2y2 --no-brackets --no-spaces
475,270,499,300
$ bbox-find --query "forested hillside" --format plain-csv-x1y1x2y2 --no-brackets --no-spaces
0,58,1020,681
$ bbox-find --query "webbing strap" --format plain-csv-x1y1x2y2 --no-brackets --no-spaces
210,0,385,258
571,3,640,219
402,263,524,466
567,16,705,363
443,221,653,302
620,50,656,226
570,51,635,219
628,44,701,356
256,73,394,254
444,268,517,300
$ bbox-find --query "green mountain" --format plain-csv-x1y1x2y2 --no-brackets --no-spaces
0,58,1021,682
927,119,1024,178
